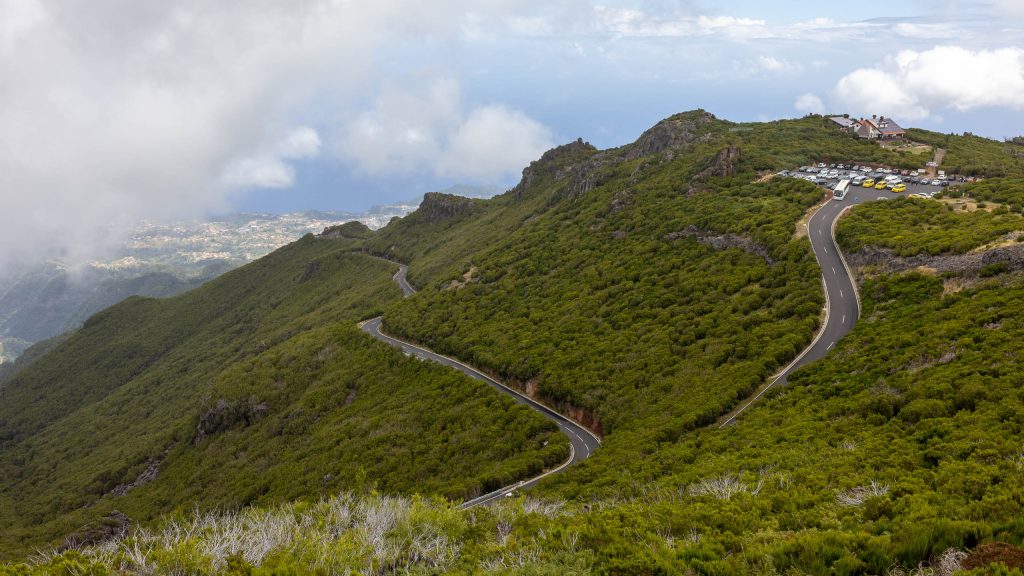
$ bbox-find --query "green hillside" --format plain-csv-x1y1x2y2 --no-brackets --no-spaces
5,113,1024,574
13,265,1024,574
907,128,1024,177
0,235,564,558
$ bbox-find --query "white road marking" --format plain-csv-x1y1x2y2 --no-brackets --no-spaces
840,289,844,298
827,341,835,350
832,266,836,274
842,315,846,324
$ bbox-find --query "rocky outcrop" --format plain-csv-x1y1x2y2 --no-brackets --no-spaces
610,190,632,213
415,192,478,222
59,511,131,551
108,444,174,497
625,110,718,160
510,138,599,200
194,398,270,445
509,111,724,203
666,226,775,264
319,221,371,239
685,145,741,195
695,145,741,180
848,242,1024,277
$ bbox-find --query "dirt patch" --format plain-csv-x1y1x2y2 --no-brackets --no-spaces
443,266,478,291
880,140,932,155
753,172,775,184
964,542,1024,570
942,275,983,295
969,231,1024,253
934,196,1006,213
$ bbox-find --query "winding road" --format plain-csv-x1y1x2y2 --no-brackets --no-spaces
719,187,891,426
359,262,601,508
359,185,886,498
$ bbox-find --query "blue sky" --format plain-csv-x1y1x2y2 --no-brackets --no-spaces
2,0,1024,265
239,0,1024,213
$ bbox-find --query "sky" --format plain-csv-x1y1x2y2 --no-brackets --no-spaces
2,0,1024,267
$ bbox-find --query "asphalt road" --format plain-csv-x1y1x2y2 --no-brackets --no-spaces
359,260,601,507
720,186,893,426
391,264,416,297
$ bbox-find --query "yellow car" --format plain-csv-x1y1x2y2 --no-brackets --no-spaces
862,179,875,187
874,181,888,189
891,184,907,193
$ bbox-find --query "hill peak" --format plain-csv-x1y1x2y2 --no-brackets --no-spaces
626,109,723,160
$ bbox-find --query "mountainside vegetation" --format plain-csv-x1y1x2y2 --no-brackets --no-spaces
5,113,1024,574
907,128,1024,178
837,197,1024,256
0,236,563,559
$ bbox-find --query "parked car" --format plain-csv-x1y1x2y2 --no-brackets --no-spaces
875,181,888,189
863,179,876,187
892,184,907,193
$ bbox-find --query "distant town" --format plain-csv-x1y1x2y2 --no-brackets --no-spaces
88,202,419,274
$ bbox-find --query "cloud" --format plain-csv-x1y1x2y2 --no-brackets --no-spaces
339,77,553,182
794,93,826,115
0,0,542,269
222,127,322,189
832,46,1024,120
833,68,929,120
222,157,296,190
993,0,1024,17
277,127,322,159
891,22,958,39
758,55,803,74
438,106,553,181
696,15,767,39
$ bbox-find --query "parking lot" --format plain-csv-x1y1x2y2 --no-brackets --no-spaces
776,163,963,200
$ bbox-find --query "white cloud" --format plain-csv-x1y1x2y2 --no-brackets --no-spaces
221,127,321,189
758,55,803,74
891,22,958,39
0,0,543,268
339,78,553,182
832,46,1024,120
834,68,929,120
993,0,1024,17
696,15,768,40
222,157,296,190
277,127,321,159
438,106,553,181
794,93,826,115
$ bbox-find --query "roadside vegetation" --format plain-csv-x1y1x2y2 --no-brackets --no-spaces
836,196,1024,256
946,178,1024,213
